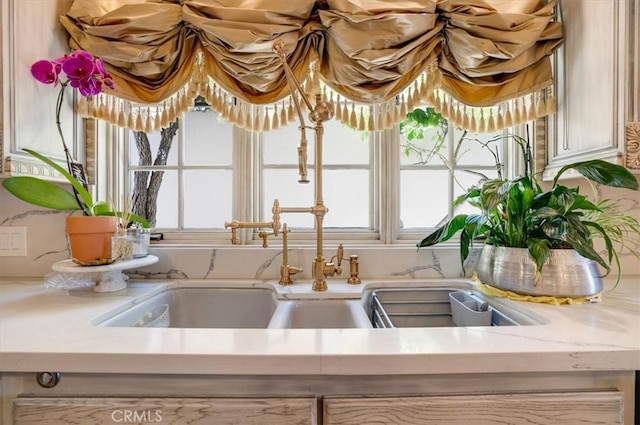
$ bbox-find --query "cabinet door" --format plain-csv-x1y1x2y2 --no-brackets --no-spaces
544,0,633,178
0,0,84,179
324,391,623,425
13,397,316,425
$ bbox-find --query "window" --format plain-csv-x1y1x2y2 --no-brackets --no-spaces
124,111,234,241
113,106,517,245
261,119,373,233
397,125,509,242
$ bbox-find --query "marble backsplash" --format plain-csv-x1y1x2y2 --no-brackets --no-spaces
1,182,639,280
0,187,476,281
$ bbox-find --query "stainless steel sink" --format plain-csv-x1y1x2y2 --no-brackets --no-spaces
94,281,545,330
268,300,372,329
367,287,545,327
96,287,279,328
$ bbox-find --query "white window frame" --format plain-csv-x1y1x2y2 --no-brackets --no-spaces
102,110,528,247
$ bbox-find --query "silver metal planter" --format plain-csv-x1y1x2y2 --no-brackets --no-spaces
475,245,603,297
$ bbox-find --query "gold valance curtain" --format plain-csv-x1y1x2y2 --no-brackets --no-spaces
61,0,563,133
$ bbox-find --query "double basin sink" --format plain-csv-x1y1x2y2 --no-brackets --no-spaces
94,280,546,329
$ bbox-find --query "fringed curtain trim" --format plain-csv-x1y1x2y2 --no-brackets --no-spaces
79,60,556,134
64,0,563,133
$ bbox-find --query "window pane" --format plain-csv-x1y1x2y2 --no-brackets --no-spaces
183,111,233,166
322,170,370,228
322,120,369,165
453,168,501,216
263,124,312,164
129,127,178,166
400,170,449,228
400,125,448,166
184,170,232,229
142,170,179,229
263,169,315,228
455,130,504,167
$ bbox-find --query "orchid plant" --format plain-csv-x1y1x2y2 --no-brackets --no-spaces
31,50,114,185
2,50,149,228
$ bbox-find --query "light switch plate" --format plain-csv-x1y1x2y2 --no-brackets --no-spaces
0,226,27,256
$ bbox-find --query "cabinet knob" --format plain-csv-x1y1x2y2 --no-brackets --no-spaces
36,372,61,388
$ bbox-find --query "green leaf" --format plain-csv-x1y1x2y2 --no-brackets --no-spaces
584,220,614,263
90,202,113,216
520,179,535,211
107,211,150,228
480,179,511,211
453,187,480,207
570,196,600,212
531,192,552,209
128,213,150,228
23,149,94,212
554,159,639,190
526,238,550,284
2,177,82,210
417,214,469,247
531,206,560,219
563,219,610,274
551,186,575,214
459,227,473,273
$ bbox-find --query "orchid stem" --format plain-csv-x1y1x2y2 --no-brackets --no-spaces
56,82,90,215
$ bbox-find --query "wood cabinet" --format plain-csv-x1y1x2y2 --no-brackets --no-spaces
13,397,316,425
324,391,624,425
1,371,635,425
543,0,639,178
8,390,628,425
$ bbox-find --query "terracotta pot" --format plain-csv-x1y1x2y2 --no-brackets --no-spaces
475,245,603,297
66,216,117,262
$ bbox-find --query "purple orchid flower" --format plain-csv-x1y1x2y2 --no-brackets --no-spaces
30,60,60,86
95,59,115,90
32,49,114,98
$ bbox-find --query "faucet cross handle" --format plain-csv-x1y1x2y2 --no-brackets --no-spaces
258,230,274,248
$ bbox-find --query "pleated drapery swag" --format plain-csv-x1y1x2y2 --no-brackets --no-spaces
61,0,563,133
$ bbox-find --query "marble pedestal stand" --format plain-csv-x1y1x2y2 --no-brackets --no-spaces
51,255,158,292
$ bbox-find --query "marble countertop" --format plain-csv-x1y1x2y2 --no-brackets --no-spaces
0,277,638,376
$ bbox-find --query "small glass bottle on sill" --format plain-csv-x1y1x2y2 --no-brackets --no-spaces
111,227,150,261
126,227,151,258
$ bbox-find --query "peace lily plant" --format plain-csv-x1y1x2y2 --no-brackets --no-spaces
2,50,148,227
417,133,640,285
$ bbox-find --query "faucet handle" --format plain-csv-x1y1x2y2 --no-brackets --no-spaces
258,231,273,248
224,219,239,229
322,262,342,278
336,244,344,266
280,265,303,286
271,199,281,236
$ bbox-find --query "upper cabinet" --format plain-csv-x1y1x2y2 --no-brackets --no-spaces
0,0,82,181
544,0,639,178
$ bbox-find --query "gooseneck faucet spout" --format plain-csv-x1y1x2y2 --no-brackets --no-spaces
273,39,313,185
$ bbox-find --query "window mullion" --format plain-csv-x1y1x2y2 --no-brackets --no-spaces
232,126,254,244
382,127,400,244
177,119,185,230
447,123,455,219
104,123,127,214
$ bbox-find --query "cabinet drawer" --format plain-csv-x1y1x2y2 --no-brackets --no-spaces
14,396,316,425
324,391,623,425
